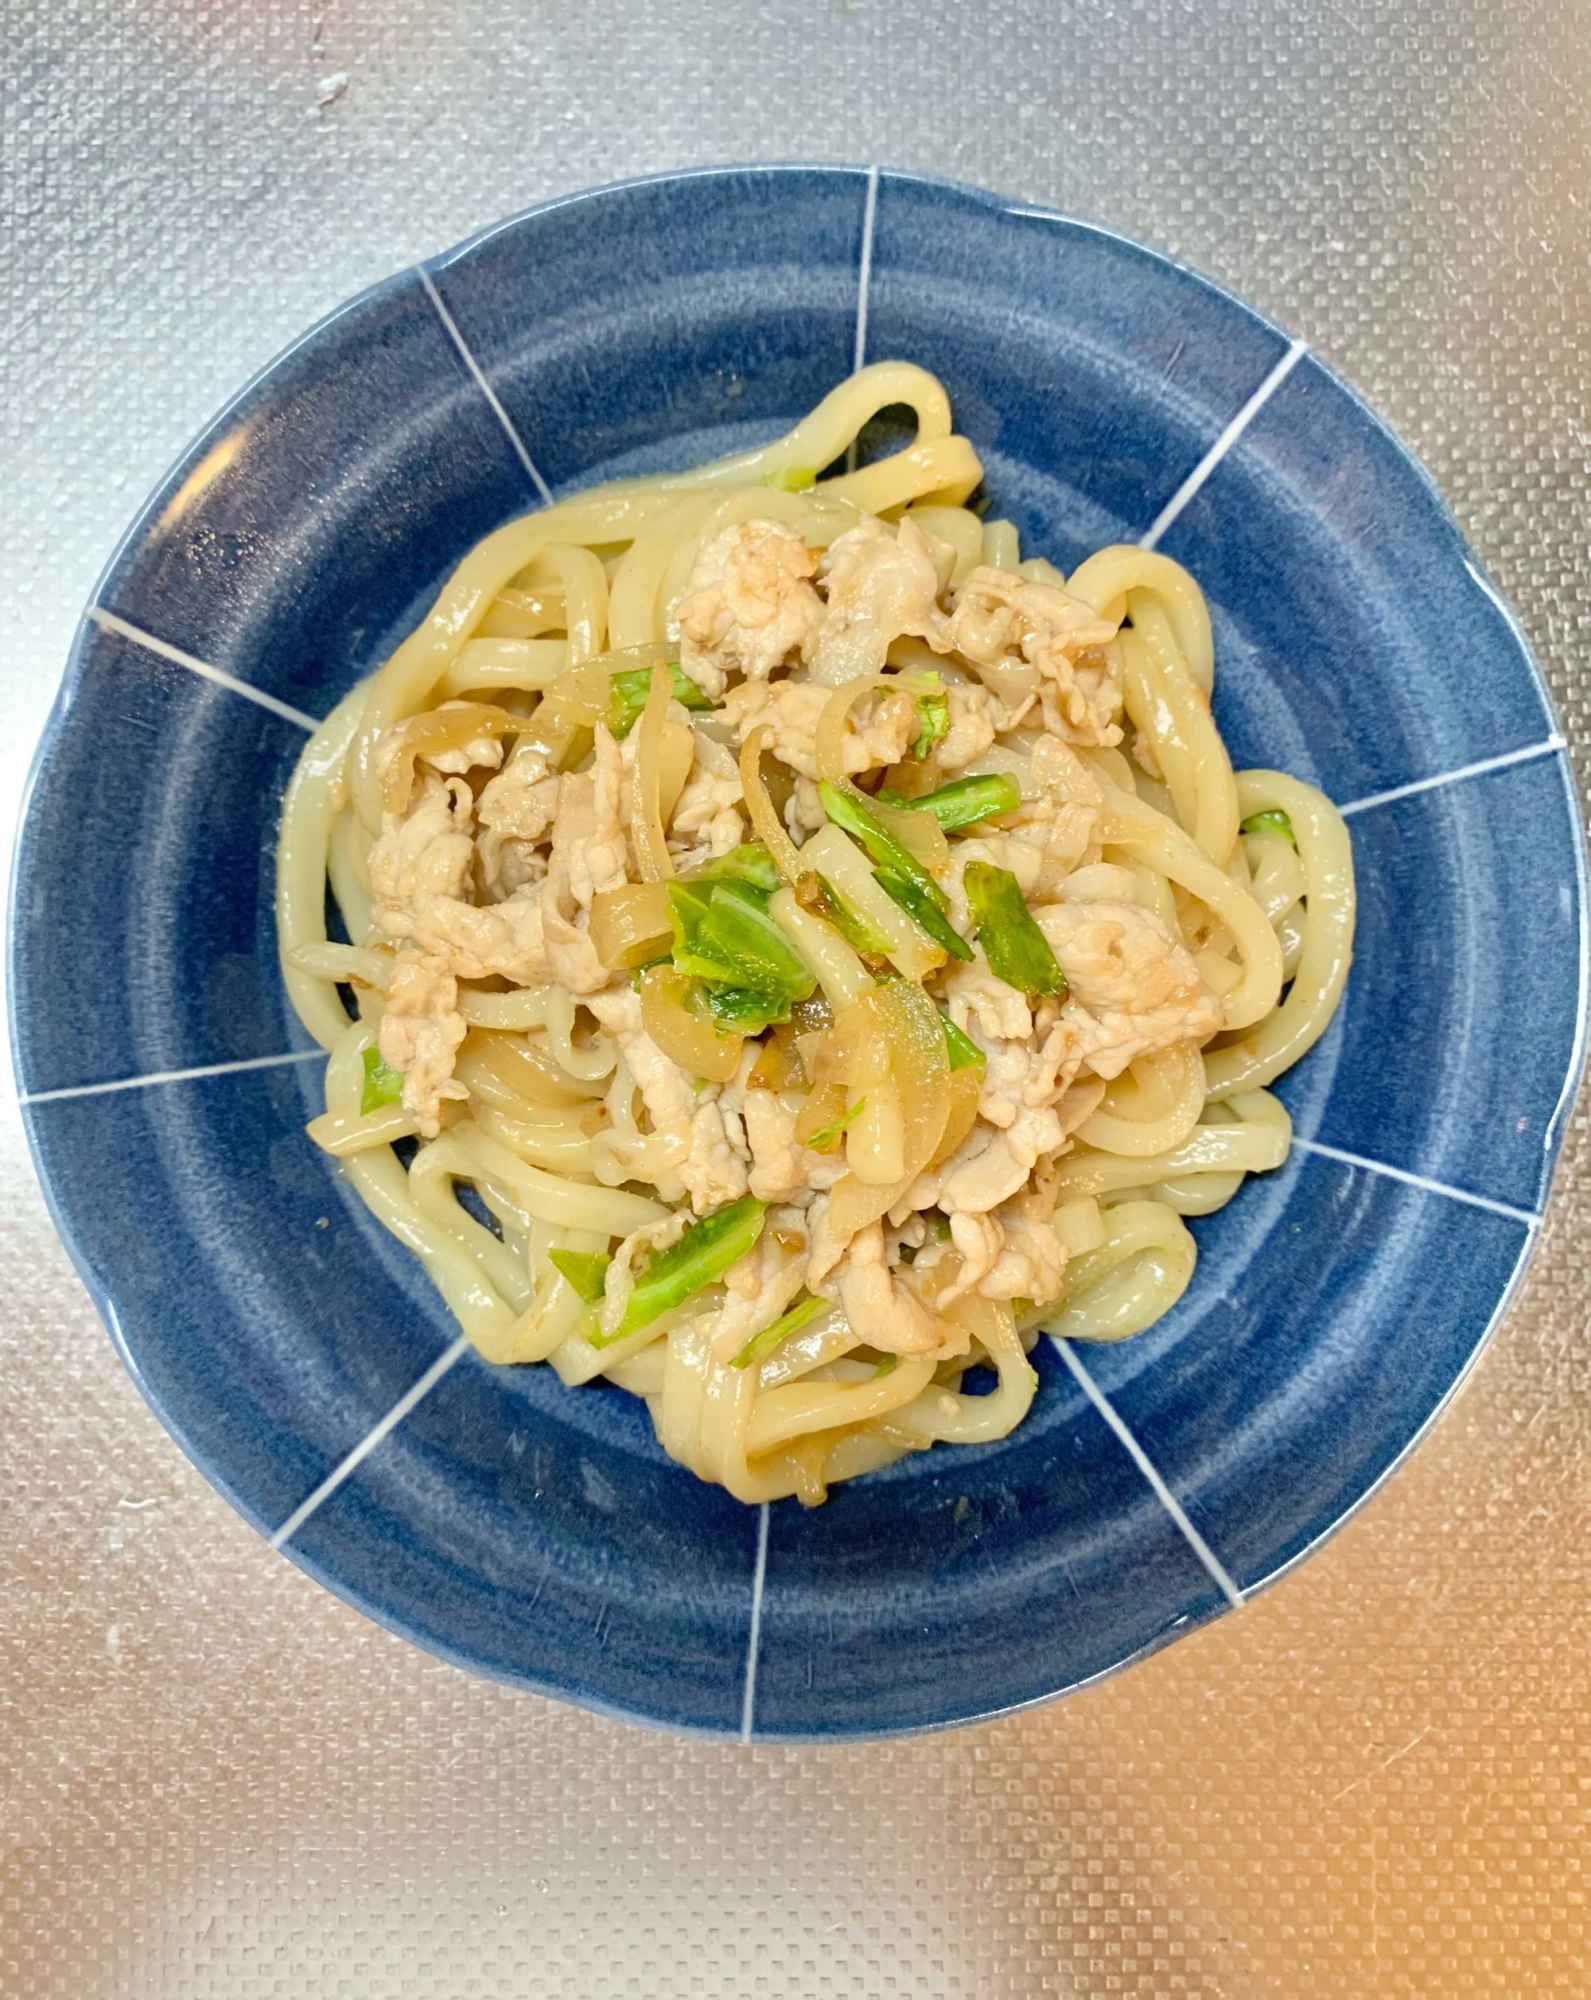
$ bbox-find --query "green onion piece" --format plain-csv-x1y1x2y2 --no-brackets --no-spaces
730,1290,828,1368
1240,807,1296,845
874,868,974,961
609,661,716,738
963,861,1068,997
912,687,949,759
760,465,817,491
879,771,1022,831
360,1046,404,1114
704,985,794,1033
941,1014,986,1071
817,779,946,908
668,879,817,1001
872,1353,899,1378
590,1194,769,1347
683,843,781,894
805,1096,866,1153
547,1248,611,1304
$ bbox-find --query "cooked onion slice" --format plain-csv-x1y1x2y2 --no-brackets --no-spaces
382,702,518,814
589,882,673,971
638,964,743,1081
801,978,950,1191
739,724,805,884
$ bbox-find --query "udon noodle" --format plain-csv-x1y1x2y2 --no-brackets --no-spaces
276,362,1355,1506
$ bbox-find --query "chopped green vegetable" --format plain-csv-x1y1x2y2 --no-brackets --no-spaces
872,1353,899,1379
880,772,1022,831
912,686,949,759
668,878,816,1002
940,1013,986,1071
730,1290,828,1368
590,1194,769,1347
360,1046,404,1115
608,660,715,738
805,1096,866,1153
703,984,795,1034
547,1248,611,1303
963,861,1068,998
683,843,781,893
760,465,817,491
1241,807,1296,845
817,779,946,908
669,872,760,931
666,854,815,1025
874,868,974,961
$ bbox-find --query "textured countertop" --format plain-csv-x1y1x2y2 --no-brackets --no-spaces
4,3,1590,1993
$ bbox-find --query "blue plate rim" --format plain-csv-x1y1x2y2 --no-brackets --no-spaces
8,161,1588,1739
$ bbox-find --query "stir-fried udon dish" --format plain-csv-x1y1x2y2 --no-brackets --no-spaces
276,361,1356,1507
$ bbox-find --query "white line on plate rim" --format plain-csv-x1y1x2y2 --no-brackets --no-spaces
740,1501,771,1744
1334,737,1566,816
18,1048,323,1107
88,609,320,730
1052,1336,1246,1609
417,265,554,507
845,166,881,477
853,164,880,376
268,1333,473,1551
1289,1136,1542,1228
1138,336,1308,552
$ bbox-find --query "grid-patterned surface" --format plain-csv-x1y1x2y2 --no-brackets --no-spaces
4,1,1591,1992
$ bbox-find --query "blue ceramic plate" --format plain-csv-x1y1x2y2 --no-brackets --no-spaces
10,167,1585,1739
